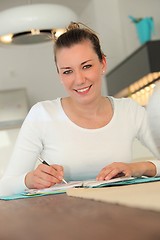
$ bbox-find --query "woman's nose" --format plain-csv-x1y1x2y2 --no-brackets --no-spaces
75,70,85,85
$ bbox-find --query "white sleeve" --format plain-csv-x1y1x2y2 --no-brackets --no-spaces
134,102,160,176
146,83,160,176
148,160,160,177
0,174,27,197
0,103,44,197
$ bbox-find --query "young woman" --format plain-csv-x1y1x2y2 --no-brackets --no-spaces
0,22,160,197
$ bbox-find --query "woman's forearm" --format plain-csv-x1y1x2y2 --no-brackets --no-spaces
129,161,157,177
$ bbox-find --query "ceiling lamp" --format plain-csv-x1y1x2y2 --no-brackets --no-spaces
0,4,77,45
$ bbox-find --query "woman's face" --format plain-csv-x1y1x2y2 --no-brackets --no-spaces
56,40,106,105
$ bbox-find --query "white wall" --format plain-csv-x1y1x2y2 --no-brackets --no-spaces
0,42,67,107
0,128,19,178
118,0,160,57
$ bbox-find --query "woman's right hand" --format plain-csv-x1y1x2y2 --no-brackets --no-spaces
25,164,64,189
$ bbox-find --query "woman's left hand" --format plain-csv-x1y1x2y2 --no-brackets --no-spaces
96,161,157,181
96,162,134,181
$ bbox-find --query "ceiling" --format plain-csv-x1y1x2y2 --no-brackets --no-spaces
0,0,91,16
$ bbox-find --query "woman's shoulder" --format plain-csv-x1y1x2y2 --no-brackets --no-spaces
109,96,144,110
25,98,61,120
108,96,146,125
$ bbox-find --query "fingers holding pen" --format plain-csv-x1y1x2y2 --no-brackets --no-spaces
39,163,64,183
25,164,64,189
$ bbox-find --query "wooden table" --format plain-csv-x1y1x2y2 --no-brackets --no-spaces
0,193,160,240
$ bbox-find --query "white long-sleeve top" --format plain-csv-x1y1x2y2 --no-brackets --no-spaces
0,97,160,197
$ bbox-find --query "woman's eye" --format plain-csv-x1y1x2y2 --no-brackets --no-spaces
63,70,72,75
83,64,92,69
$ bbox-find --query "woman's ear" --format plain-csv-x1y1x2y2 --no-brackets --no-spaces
102,55,107,74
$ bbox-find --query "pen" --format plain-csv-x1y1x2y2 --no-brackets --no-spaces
38,156,67,184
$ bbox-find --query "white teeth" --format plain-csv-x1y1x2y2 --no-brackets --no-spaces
77,86,90,93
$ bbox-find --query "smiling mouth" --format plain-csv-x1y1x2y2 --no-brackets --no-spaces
75,85,92,93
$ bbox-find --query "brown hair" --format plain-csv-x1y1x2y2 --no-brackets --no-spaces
53,22,105,65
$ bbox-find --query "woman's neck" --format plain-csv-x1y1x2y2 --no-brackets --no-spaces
62,96,108,118
60,96,113,129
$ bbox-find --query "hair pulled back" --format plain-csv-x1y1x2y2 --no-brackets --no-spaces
54,22,105,64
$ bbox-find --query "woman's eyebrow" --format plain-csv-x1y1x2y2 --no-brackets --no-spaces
60,66,71,70
81,59,92,65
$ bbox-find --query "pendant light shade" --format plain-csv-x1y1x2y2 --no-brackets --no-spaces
0,4,77,45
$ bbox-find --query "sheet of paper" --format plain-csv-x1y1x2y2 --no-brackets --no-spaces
25,181,82,195
82,176,135,187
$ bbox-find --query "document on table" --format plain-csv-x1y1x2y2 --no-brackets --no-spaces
1,176,160,200
24,176,135,195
